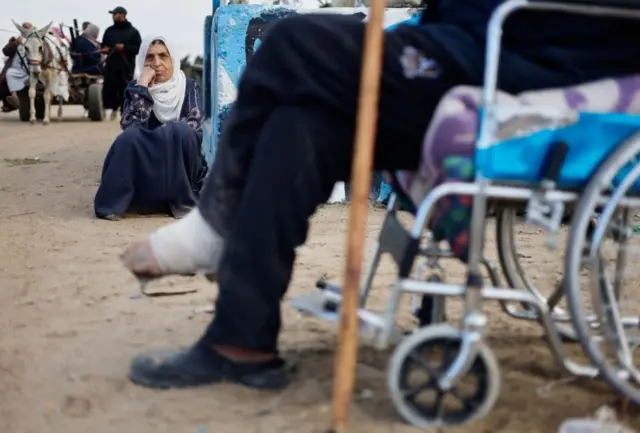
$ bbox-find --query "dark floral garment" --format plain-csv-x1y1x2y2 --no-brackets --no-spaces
428,156,475,262
120,79,205,133
387,155,474,262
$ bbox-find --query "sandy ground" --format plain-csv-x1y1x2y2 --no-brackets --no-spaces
0,107,639,433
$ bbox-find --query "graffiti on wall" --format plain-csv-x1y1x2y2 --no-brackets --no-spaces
209,6,418,161
208,5,419,201
244,11,298,61
213,7,375,146
214,8,301,145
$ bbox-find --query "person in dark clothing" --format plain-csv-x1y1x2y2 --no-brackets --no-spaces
71,23,103,76
0,37,21,112
101,6,142,120
119,1,640,390
0,24,31,113
94,36,208,221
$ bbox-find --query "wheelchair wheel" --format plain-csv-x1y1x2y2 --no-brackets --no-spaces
566,132,640,405
388,324,500,428
495,206,578,341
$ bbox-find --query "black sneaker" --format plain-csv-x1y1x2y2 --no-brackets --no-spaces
129,343,292,390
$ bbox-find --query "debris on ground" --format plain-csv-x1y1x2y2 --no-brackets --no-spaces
4,157,49,166
558,406,635,433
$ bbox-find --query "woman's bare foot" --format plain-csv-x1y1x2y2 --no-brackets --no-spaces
120,208,225,280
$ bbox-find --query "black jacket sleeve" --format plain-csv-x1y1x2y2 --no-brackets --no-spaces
2,38,18,57
101,28,113,49
125,28,142,57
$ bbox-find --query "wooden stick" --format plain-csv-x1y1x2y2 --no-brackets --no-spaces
330,1,387,432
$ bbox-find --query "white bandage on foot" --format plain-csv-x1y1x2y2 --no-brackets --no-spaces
149,208,225,276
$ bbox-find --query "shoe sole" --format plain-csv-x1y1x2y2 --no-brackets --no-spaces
128,369,290,390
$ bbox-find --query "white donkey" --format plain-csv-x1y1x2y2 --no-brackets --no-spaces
12,20,72,124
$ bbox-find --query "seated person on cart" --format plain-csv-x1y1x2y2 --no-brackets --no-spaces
0,23,32,113
117,1,640,390
71,23,104,76
94,35,208,221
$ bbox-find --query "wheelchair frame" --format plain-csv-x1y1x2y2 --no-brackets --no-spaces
291,0,640,428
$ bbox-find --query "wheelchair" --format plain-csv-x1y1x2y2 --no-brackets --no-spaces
291,0,640,428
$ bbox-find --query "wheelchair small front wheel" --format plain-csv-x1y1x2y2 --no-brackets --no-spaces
387,324,500,428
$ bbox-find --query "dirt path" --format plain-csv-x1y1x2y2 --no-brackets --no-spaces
0,109,637,433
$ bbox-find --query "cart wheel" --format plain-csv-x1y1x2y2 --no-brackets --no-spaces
388,324,500,428
17,88,45,122
87,83,104,121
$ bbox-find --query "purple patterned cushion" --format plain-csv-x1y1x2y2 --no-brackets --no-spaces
394,75,640,206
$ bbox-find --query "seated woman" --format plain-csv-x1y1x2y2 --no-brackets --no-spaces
94,35,208,221
118,1,640,390
71,23,103,76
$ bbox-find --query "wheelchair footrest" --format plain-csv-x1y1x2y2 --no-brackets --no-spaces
290,291,405,348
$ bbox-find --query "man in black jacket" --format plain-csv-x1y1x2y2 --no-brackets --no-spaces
101,6,141,120
122,0,640,391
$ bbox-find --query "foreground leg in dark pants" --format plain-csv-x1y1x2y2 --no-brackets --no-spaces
126,14,465,389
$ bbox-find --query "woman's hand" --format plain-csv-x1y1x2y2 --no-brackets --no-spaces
138,66,156,87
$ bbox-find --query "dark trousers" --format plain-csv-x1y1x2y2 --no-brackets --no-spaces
0,77,9,101
197,14,466,351
103,68,130,111
0,74,13,109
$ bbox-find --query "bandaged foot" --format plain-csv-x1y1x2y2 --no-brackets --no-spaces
121,208,225,279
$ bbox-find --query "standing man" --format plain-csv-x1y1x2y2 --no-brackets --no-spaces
101,6,141,120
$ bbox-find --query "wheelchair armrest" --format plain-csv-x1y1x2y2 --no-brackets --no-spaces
532,0,640,9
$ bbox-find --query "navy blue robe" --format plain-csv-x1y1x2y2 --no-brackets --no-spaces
71,36,103,76
94,78,208,219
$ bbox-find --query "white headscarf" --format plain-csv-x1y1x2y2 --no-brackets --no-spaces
82,23,100,48
135,35,186,124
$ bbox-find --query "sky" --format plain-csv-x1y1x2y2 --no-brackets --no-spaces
2,0,213,61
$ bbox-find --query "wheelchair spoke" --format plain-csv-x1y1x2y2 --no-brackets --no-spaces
449,387,479,411
402,379,435,400
434,388,446,419
408,352,439,377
